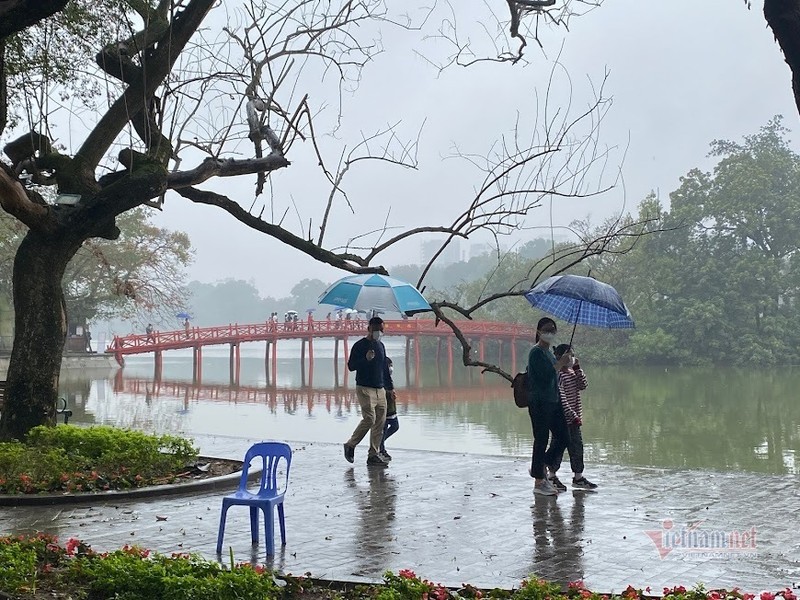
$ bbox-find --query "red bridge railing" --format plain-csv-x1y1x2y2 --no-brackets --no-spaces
106,318,536,358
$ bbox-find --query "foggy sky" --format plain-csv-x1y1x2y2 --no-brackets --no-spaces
150,0,797,298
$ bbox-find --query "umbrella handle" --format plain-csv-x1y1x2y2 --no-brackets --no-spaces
568,269,590,348
568,301,581,347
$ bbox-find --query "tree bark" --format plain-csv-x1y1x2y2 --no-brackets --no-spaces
0,0,69,39
0,40,6,136
0,230,80,441
764,0,800,117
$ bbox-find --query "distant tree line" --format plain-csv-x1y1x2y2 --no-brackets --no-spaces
459,117,800,366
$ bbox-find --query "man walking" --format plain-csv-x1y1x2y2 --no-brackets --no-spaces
343,316,392,467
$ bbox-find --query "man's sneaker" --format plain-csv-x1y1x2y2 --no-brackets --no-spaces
572,477,598,490
533,479,559,496
343,443,355,464
379,451,392,462
548,476,567,492
366,454,389,467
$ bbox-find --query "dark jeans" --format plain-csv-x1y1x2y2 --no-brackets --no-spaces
528,401,570,480
380,415,399,453
551,423,584,476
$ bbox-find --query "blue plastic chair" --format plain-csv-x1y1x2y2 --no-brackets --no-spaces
215,441,292,556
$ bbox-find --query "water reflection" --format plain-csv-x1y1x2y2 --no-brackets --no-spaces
345,467,397,575
530,492,585,584
61,351,800,475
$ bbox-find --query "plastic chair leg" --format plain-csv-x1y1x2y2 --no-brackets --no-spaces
264,505,275,556
249,506,259,545
216,504,229,554
277,502,286,545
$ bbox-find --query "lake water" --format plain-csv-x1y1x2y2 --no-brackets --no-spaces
63,339,799,475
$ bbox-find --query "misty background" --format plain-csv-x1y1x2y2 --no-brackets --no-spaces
145,0,796,298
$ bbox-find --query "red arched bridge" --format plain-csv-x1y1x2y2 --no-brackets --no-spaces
107,318,536,384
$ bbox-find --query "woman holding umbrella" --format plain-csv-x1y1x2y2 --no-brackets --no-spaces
528,317,572,496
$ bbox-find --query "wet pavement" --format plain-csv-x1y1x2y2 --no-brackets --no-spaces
1,436,798,593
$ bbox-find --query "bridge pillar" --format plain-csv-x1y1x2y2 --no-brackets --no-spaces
193,346,203,383
343,336,349,386
300,343,306,388
154,350,163,381
405,337,411,384
414,335,420,387
229,343,240,386
308,336,314,386
271,339,278,384
334,338,340,386
511,338,517,373
478,337,485,383
447,336,453,384
468,340,474,384
497,340,503,370
265,340,271,384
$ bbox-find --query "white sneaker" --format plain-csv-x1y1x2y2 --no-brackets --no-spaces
534,479,559,496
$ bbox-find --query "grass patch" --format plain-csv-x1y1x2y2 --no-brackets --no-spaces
0,425,198,494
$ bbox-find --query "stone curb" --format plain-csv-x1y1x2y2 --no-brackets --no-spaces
0,458,262,507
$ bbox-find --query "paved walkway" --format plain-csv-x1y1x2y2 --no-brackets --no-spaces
1,437,798,593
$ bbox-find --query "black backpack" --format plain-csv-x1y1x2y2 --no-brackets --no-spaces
511,371,529,408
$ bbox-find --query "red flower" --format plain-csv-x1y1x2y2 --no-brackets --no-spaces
398,569,417,579
784,590,797,600
761,593,775,600
432,586,449,600
65,538,80,555
743,594,755,600
580,590,593,598
624,585,640,599
569,580,587,590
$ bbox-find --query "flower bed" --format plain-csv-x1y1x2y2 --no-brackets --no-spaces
0,535,796,600
0,425,198,494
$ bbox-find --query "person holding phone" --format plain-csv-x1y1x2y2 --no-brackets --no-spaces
551,344,597,490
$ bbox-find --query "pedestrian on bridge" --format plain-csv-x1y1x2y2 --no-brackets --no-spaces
343,316,392,468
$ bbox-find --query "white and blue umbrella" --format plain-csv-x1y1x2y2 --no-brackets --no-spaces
524,274,634,330
318,274,431,316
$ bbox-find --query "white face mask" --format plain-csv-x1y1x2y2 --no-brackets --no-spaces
372,330,383,341
388,365,394,374
539,331,556,344
567,356,575,368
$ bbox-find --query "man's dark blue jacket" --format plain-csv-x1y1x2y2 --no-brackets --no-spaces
348,337,394,390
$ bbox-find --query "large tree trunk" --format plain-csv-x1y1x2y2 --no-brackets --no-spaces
764,0,800,117
0,231,80,441
0,40,6,136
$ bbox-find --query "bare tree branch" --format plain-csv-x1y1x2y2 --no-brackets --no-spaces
176,185,388,275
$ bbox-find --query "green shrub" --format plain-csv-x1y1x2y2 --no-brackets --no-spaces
0,426,198,494
66,546,280,600
0,533,69,594
0,542,37,592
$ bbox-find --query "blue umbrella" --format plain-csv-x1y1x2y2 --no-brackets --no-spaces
176,311,192,320
524,275,634,336
318,274,431,316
